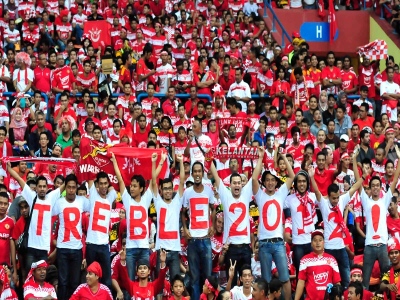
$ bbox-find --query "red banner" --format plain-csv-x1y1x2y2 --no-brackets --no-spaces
83,20,111,49
207,147,259,160
79,137,168,190
217,117,250,134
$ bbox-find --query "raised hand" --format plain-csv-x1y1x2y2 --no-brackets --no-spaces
151,153,158,162
308,165,315,177
176,154,183,163
160,249,167,263
258,146,265,158
229,259,237,279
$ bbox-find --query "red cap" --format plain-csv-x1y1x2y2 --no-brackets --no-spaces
292,31,301,38
311,229,324,239
230,52,239,60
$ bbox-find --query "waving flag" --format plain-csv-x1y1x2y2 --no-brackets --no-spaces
83,20,111,49
357,40,388,61
328,0,338,43
318,0,326,19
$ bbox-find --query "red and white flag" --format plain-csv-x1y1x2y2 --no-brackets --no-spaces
357,40,388,61
328,0,338,43
79,137,169,190
83,20,111,49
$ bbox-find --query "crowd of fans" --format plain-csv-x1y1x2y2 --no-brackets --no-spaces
0,0,399,300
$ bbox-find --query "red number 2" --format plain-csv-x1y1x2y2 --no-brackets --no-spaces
229,202,247,237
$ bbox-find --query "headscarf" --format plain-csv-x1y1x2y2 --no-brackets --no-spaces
25,260,48,284
87,261,102,278
0,268,12,299
9,107,27,141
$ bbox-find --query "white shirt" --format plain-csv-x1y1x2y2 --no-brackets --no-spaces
255,184,289,240
154,193,183,251
243,1,259,15
21,184,61,251
318,192,351,249
361,188,392,245
183,185,214,238
86,184,117,245
218,180,252,244
284,193,318,245
155,63,174,94
227,80,251,112
13,68,34,92
353,99,374,115
189,134,212,169
122,188,153,249
4,28,20,46
52,195,89,249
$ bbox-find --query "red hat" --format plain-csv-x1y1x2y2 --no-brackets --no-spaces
386,127,395,134
341,153,350,160
388,240,400,254
60,9,69,18
249,100,256,106
87,261,103,278
230,52,239,60
311,229,324,239
292,31,301,38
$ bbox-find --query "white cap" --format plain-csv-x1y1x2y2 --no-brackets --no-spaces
340,134,349,142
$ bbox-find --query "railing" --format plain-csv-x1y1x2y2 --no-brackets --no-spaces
263,0,292,47
3,92,50,121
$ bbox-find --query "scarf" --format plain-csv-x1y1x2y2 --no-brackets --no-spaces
207,131,220,148
0,268,11,300
25,260,48,284
295,190,316,234
1,156,76,173
331,205,351,242
9,107,27,141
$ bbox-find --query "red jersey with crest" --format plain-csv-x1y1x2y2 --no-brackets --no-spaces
341,69,358,93
52,66,76,90
0,216,14,265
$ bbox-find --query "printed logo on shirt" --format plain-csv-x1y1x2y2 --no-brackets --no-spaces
313,271,329,285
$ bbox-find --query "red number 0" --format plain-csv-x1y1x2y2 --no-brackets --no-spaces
262,200,281,231
229,202,247,237
328,212,342,240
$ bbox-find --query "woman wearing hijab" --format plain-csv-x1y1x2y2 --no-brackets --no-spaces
9,107,29,156
70,262,113,300
0,267,17,300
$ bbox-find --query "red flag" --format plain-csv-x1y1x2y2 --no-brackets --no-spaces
318,0,326,19
79,138,168,190
83,20,111,49
328,0,338,43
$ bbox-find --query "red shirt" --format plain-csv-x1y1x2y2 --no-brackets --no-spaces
218,74,235,92
298,252,341,300
77,72,97,91
0,216,14,265
33,66,51,93
321,66,341,94
358,66,376,98
132,130,149,148
70,283,113,300
341,69,358,94
313,169,334,196
353,117,374,132
52,66,75,91
119,66,131,85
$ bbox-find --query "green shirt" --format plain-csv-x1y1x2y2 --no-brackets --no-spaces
56,133,72,149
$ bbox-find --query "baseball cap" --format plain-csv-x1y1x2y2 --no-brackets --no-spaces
292,31,301,38
210,27,218,34
85,118,95,126
311,229,324,239
340,134,349,142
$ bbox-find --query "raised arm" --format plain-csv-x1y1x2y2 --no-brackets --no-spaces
348,177,363,198
252,146,265,195
282,152,295,189
352,147,363,194
391,145,400,194
176,154,185,198
209,160,221,190
111,153,126,195
308,165,322,202
6,163,26,190
151,152,167,197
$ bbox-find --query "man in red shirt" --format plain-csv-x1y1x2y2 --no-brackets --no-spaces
136,44,156,93
294,230,341,300
51,54,77,96
353,103,374,132
0,193,15,272
54,92,77,124
358,56,377,99
162,86,180,118
341,55,359,96
131,114,149,148
194,56,215,96
322,51,342,95
313,151,334,196
218,64,235,93
33,53,51,95
77,60,98,93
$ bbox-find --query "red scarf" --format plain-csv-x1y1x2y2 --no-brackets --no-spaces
17,68,28,85
295,191,316,234
331,205,352,242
